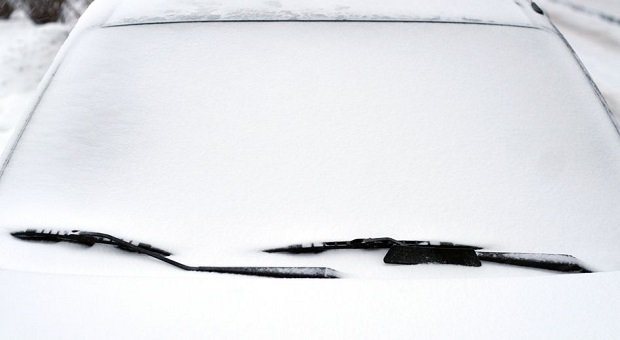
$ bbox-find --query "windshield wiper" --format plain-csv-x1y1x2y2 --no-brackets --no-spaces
264,237,482,253
11,229,339,279
265,237,592,273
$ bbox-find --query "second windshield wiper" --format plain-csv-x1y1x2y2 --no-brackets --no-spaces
11,229,339,279
265,237,592,273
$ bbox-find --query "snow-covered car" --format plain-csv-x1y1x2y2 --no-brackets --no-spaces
1,0,620,338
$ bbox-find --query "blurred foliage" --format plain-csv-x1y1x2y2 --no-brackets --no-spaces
1,0,93,24
0,0,15,18
25,0,65,23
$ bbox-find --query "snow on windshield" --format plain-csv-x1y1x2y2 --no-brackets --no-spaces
103,0,536,27
1,22,619,277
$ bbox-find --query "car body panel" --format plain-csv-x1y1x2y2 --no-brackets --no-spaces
2,269,619,339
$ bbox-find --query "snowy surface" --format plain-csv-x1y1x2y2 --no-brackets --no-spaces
539,0,620,117
102,0,539,26
1,4,620,339
2,269,620,339
0,11,70,151
0,1,619,280
1,20,619,279
0,1,618,154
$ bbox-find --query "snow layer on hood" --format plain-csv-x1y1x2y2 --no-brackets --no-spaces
4,270,620,339
101,0,540,27
0,22,620,278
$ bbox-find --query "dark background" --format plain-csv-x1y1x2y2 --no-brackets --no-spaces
1,0,92,24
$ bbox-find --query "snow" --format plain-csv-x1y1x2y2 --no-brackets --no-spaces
0,1,618,154
538,0,620,117
103,0,539,27
1,20,620,279
3,269,620,339
0,11,70,152
1,4,620,338
0,1,619,280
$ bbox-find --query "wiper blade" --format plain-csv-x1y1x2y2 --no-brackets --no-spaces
476,251,591,273
266,238,592,273
383,246,591,273
11,229,339,279
12,229,173,256
264,237,482,254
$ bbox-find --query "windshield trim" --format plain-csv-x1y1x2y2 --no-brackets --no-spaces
103,19,541,30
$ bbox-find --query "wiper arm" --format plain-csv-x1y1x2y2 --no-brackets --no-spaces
11,229,339,279
264,237,482,253
265,238,592,273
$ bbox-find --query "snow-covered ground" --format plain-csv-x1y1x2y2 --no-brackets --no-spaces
0,10,70,150
0,1,618,153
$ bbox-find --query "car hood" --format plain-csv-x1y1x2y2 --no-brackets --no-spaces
1,268,618,339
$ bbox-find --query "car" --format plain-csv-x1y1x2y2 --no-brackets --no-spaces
1,0,619,338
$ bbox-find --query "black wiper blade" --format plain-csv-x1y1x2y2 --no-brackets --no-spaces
12,229,173,256
11,229,339,279
264,237,482,254
266,237,592,273
383,246,591,273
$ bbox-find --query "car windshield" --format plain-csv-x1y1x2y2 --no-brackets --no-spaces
1,22,619,278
